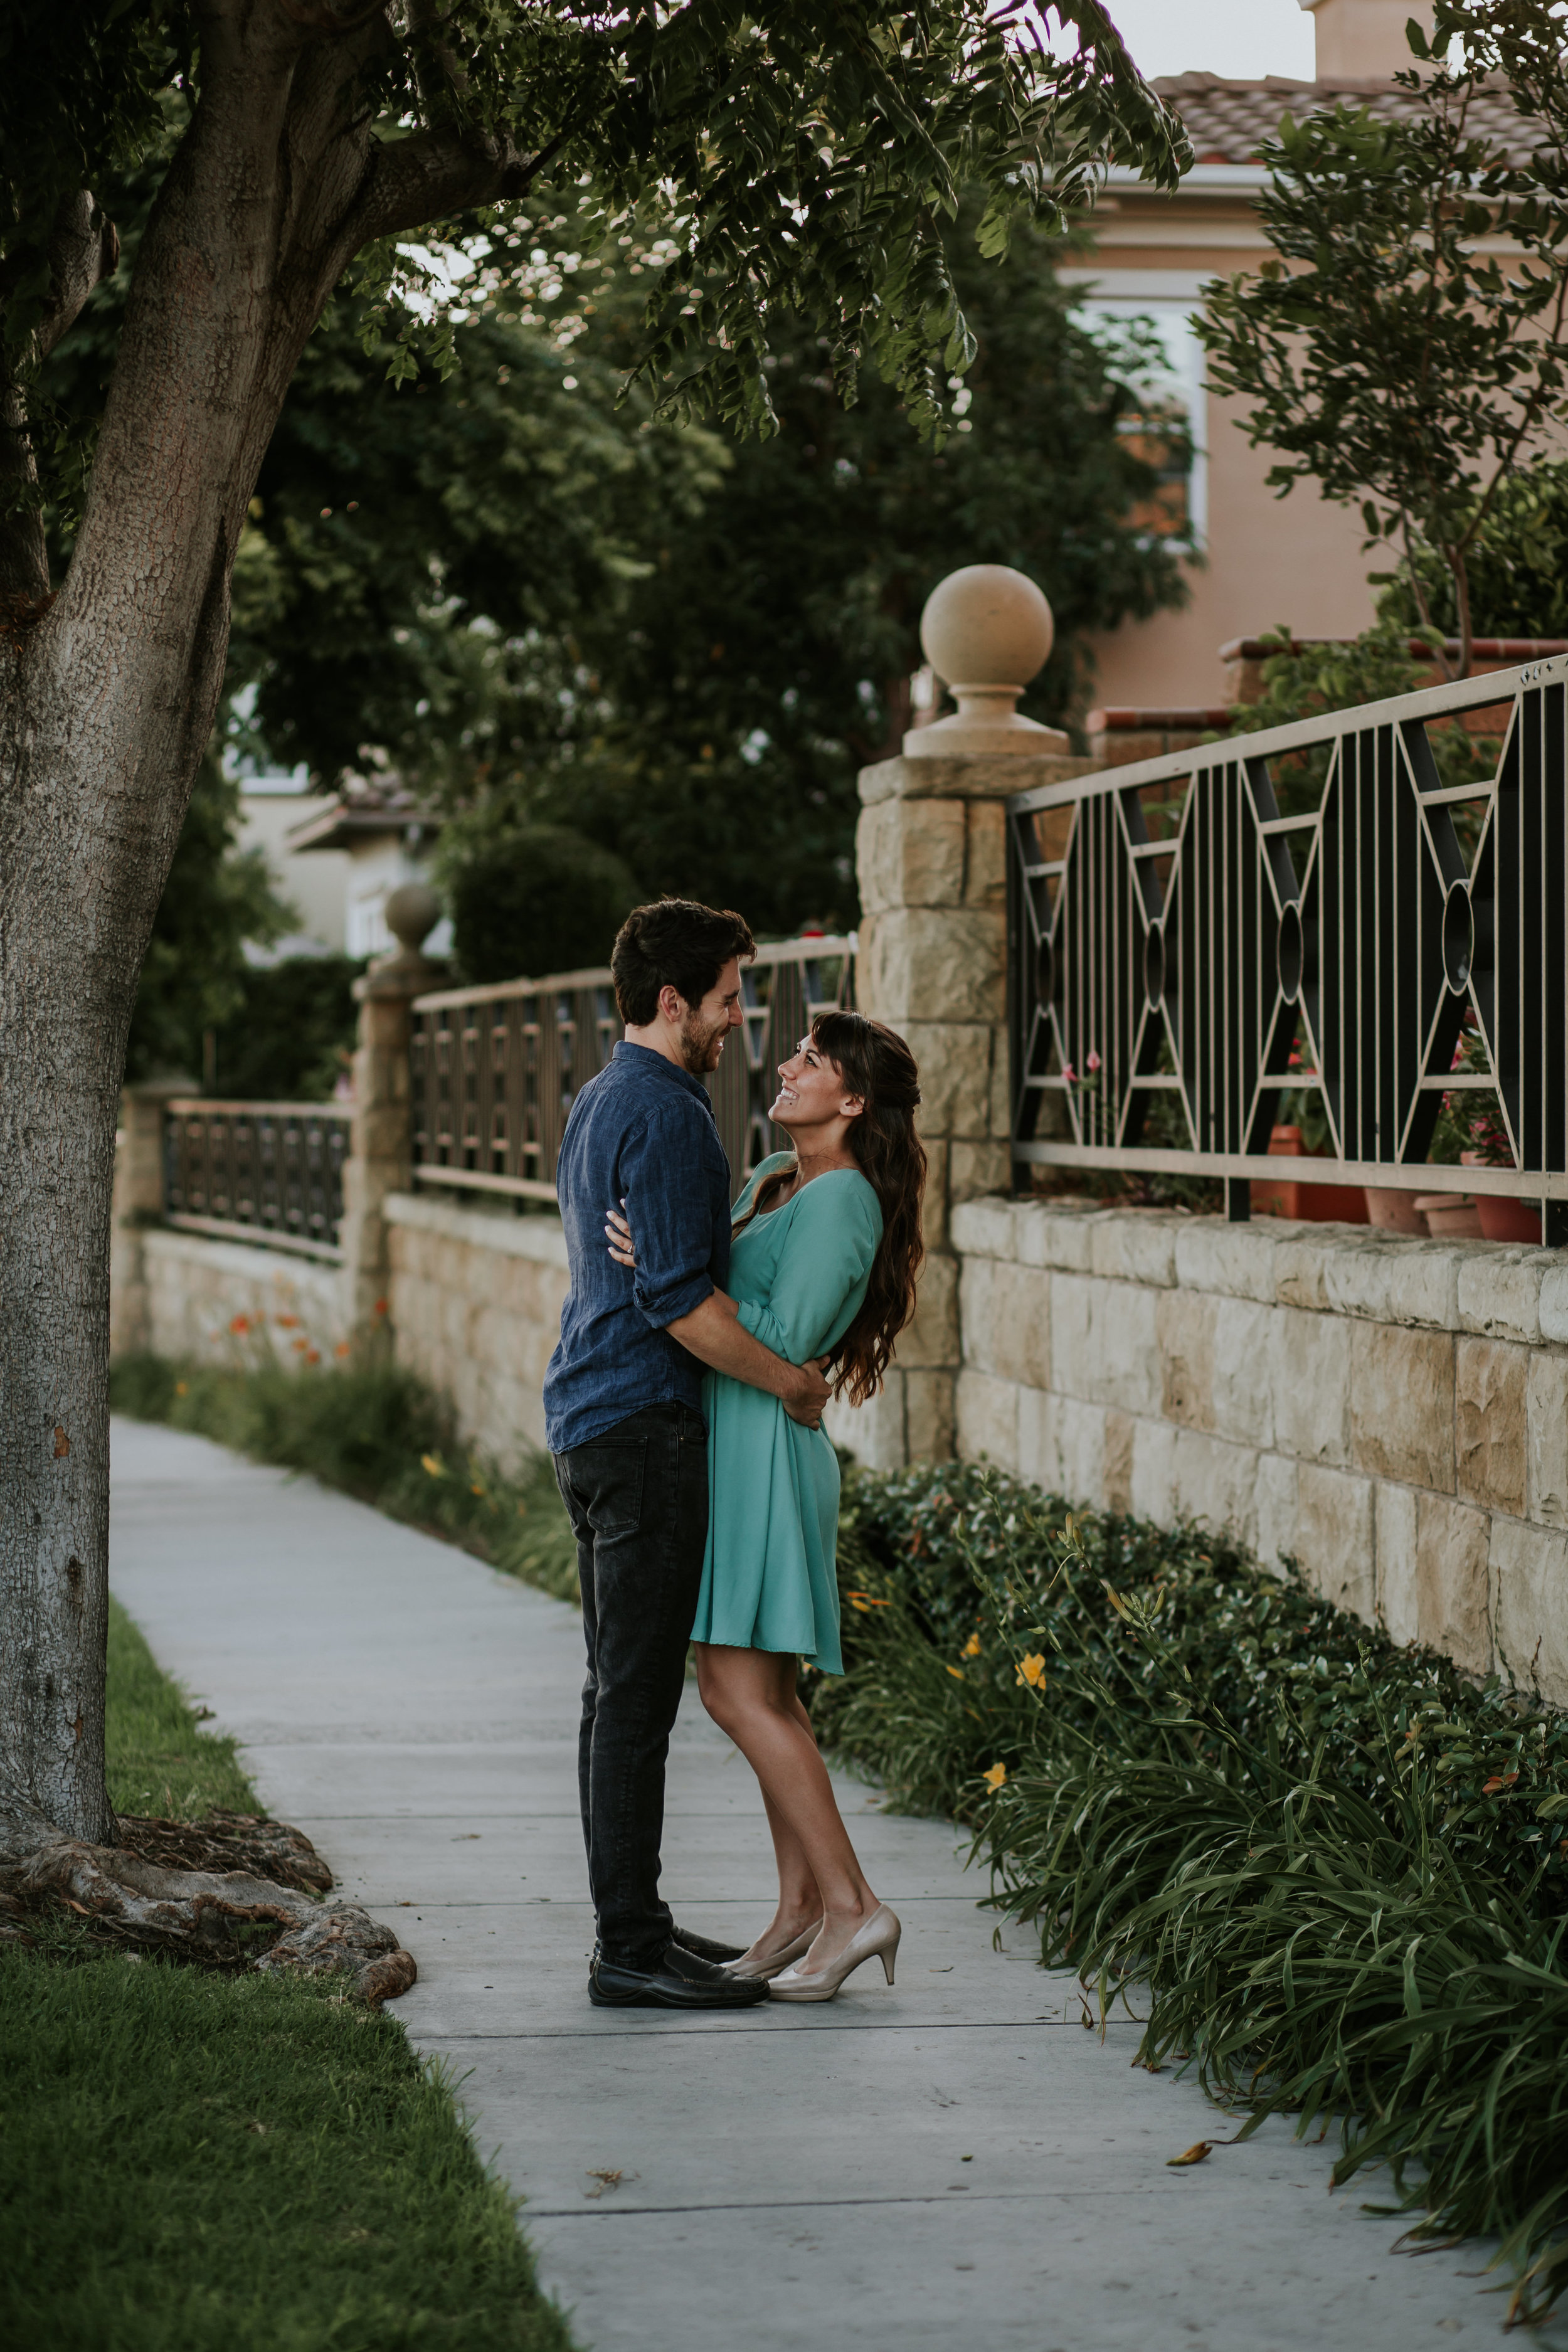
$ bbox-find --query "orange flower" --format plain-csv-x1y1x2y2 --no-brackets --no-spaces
334,1341,351,1359
275,1314,300,1329
305,1349,320,1364
946,1665,965,1680
961,1631,982,1659
228,1314,250,1335
292,1337,309,1352
1015,1653,1047,1690
373,1297,389,1318
982,1762,1007,1791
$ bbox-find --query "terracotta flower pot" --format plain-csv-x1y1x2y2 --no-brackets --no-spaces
1364,1185,1428,1235
1414,1194,1484,1238
1459,1151,1544,1243
1476,1194,1543,1244
1251,1125,1370,1224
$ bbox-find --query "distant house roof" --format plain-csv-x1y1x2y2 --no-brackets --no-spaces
285,780,435,855
1151,71,1534,169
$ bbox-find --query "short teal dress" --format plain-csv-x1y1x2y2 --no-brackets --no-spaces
691,1153,883,1676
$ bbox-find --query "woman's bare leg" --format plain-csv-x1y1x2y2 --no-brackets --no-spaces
697,1642,878,1971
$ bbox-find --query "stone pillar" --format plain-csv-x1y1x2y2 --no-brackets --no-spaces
845,566,1092,1467
338,883,446,1336
110,1077,193,1357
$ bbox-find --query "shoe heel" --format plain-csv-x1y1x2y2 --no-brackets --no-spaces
881,1949,895,1985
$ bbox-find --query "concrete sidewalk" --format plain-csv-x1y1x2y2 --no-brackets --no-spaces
110,1414,1523,2352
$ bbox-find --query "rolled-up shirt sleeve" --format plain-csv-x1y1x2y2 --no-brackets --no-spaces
620,1107,720,1330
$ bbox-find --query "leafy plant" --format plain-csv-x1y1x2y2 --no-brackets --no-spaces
818,1458,1568,2316
1199,38,1568,680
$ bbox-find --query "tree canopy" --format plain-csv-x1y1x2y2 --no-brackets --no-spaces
0,1,1189,1848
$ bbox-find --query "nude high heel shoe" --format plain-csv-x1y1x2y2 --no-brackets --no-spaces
766,1905,901,2002
724,1920,824,1983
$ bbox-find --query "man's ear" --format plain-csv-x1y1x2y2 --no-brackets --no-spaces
658,982,686,1025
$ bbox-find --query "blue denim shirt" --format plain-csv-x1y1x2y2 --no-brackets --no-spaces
543,1042,733,1453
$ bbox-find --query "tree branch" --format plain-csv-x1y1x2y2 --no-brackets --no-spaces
344,120,579,248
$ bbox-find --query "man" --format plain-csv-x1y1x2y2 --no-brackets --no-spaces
546,898,834,2009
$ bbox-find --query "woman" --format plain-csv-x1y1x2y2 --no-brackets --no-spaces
606,1009,924,2001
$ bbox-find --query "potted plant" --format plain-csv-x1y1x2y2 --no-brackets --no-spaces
1428,1019,1537,1242
1251,1050,1369,1222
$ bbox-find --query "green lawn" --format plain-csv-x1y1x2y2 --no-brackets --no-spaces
0,1601,575,2352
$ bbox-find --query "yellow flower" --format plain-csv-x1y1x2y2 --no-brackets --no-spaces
982,1762,1007,1791
961,1631,982,1659
174,1380,188,1397
1015,1652,1047,1690
945,1665,965,1680
420,1453,445,1479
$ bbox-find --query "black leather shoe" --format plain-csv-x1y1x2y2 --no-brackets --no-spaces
672,1924,746,1964
589,1941,770,2009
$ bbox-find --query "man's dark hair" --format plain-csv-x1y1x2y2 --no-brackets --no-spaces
611,898,756,1027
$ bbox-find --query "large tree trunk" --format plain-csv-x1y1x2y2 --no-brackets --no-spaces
0,3,550,1843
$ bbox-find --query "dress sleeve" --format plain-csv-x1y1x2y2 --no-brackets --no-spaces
619,1107,718,1331
734,1179,882,1364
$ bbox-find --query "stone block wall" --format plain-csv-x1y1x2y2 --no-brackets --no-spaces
951,1196,1568,1702
841,745,1089,1468
383,1193,568,1464
139,1229,349,1363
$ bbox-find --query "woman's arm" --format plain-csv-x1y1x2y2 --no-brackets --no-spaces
664,1291,832,1428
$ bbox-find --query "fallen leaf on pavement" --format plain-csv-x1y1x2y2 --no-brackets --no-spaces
1167,2143,1212,2168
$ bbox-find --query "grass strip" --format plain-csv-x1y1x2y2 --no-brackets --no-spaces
110,1352,580,1603
818,1459,1568,2321
105,1596,258,1820
2,1510,576,2350
0,1957,574,2352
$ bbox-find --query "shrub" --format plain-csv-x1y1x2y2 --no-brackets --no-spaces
821,1460,1568,2319
445,822,640,985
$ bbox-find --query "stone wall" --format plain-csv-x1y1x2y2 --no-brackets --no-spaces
951,1195,1568,1702
139,1229,349,1363
383,1192,568,1464
845,744,1088,1469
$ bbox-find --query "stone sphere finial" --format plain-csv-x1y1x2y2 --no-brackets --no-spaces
384,880,442,956
906,563,1067,758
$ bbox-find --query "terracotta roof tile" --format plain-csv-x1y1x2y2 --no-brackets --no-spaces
1150,72,1537,169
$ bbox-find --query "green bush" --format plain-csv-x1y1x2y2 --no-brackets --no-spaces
820,1459,1568,2320
110,1353,580,1604
445,822,640,985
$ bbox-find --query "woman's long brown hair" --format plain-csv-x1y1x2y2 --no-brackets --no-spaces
738,1011,926,1407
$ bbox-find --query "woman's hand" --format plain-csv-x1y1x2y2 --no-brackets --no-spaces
605,1202,635,1268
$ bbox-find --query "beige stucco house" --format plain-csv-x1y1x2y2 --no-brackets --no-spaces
1074,0,1482,711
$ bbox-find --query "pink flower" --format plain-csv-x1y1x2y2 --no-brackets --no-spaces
1086,1049,1101,1074
1062,1062,1076,1085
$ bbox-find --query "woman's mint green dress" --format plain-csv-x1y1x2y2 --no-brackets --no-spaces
691,1153,882,1677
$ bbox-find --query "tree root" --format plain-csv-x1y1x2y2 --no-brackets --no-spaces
0,1807,415,2003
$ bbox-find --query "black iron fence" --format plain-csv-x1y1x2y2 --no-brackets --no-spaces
162,1100,351,1259
409,937,856,1203
1007,656,1568,1239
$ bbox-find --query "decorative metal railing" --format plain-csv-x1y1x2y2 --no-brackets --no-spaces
409,936,856,1203
1007,657,1568,1239
162,1100,352,1259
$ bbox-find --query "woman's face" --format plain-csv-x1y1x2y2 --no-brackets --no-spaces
771,1034,862,1135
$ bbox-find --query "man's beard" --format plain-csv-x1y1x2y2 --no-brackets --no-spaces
679,1010,729,1075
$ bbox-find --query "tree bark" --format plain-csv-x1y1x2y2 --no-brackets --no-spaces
0,1,528,1841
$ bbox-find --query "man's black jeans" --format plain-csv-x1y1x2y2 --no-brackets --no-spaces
553,1401,707,1968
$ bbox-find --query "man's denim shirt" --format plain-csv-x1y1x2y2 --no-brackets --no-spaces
543,1042,733,1454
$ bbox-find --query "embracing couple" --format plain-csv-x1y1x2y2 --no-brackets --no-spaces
543,898,924,2011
